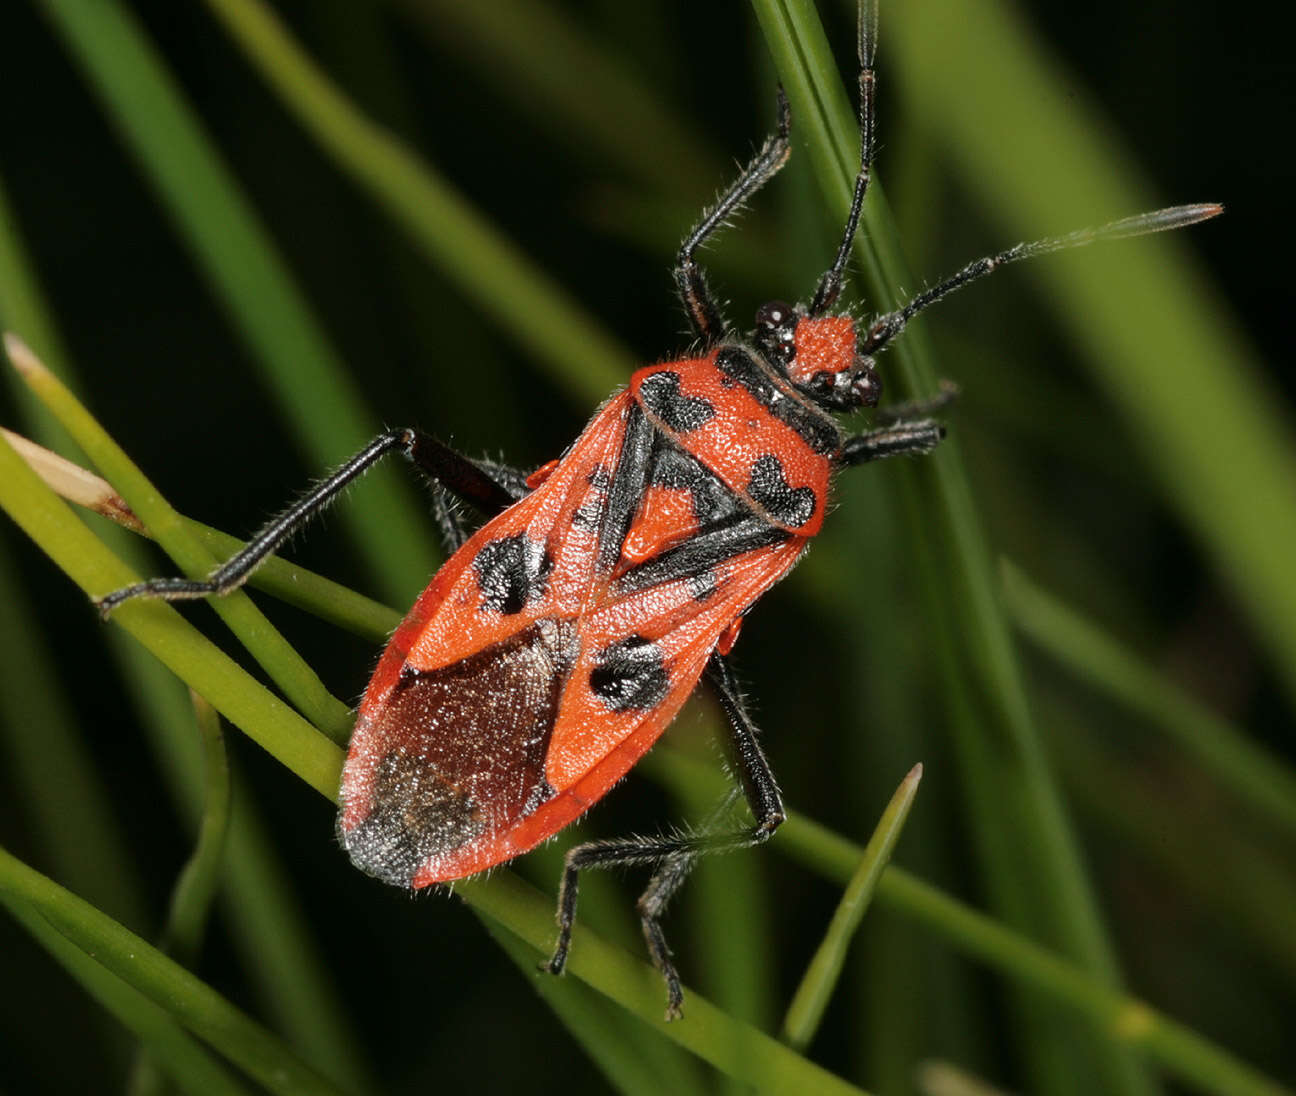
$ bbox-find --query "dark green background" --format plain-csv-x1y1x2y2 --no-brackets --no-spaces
0,0,1291,1093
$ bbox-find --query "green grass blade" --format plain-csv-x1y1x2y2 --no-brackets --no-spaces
392,0,721,196
156,694,232,964
782,763,923,1050
650,744,1290,1093
123,644,376,1093
182,520,400,640
0,179,374,1089
0,431,343,798
487,921,709,1096
127,693,232,1096
0,538,148,930
465,872,871,1096
0,430,398,636
1057,722,1296,983
1,895,253,1096
886,0,1296,712
0,176,77,450
35,0,436,604
201,0,633,406
749,3,1152,1091
0,174,151,931
1002,561,1296,840
6,337,353,744
0,847,356,1096
776,813,1292,1096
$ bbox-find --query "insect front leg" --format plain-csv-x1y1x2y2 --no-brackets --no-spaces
674,91,792,346
95,428,525,615
546,651,785,1020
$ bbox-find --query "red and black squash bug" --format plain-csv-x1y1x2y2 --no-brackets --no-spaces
97,0,1219,1018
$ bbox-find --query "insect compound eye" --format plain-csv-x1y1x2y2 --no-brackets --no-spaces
755,299,794,332
754,299,798,367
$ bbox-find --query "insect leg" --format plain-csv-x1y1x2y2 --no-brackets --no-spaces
546,651,785,1019
675,91,792,346
95,428,521,615
873,379,959,426
405,433,527,514
841,419,946,466
411,441,531,553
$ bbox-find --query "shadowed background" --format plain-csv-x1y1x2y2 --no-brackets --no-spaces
0,0,1291,1093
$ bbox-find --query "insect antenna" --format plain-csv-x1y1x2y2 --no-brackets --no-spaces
808,0,878,317
860,202,1224,354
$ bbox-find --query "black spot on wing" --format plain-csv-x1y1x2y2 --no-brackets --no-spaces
747,454,816,527
590,635,669,711
638,371,716,433
473,533,553,614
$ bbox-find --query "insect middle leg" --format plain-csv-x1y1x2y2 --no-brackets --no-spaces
95,427,527,615
841,418,947,466
547,651,785,1019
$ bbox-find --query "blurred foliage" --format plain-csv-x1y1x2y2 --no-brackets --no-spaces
0,0,1291,1093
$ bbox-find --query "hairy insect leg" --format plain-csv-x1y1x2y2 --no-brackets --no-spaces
841,419,946,466
95,428,525,615
873,379,959,426
546,652,785,1019
420,451,531,553
406,434,528,514
675,92,792,346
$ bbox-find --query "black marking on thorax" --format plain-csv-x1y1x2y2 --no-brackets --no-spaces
637,370,716,432
714,346,841,457
747,454,817,528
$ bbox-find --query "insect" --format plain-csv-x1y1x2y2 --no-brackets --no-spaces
96,0,1218,1018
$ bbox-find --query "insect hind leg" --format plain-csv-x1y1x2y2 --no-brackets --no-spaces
417,449,531,553
95,428,526,616
546,652,784,1020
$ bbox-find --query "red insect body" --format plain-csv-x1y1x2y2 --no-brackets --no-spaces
91,0,1215,1012
337,337,846,887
